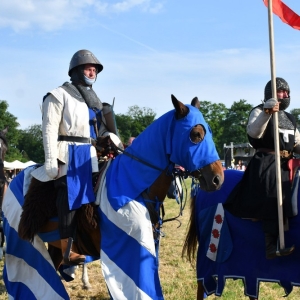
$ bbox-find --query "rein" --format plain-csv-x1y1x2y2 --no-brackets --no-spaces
115,145,164,172
114,143,203,179
162,172,189,227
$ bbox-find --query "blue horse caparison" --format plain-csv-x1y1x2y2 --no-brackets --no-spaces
195,169,300,299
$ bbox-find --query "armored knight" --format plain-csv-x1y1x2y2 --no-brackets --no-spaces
32,49,122,265
224,77,300,259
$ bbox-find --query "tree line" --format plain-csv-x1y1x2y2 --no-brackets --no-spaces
2,99,300,163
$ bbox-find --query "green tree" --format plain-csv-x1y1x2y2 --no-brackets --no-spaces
17,124,44,163
115,114,134,144
116,106,156,144
199,101,228,156
290,108,300,128
220,99,253,151
127,106,156,132
0,100,22,161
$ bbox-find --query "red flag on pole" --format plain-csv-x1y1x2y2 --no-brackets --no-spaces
263,0,300,29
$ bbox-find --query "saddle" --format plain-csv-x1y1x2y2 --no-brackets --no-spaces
17,135,120,251
17,175,99,243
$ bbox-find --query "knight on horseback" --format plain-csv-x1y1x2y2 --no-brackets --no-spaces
31,49,121,266
224,77,300,259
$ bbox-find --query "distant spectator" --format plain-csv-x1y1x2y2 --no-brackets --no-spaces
127,137,135,146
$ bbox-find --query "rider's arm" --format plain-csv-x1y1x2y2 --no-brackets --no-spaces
247,107,272,139
247,98,278,139
42,94,63,179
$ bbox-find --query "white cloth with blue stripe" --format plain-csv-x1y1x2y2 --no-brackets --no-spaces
3,166,69,300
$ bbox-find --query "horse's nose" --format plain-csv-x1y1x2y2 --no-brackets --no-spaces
212,175,222,189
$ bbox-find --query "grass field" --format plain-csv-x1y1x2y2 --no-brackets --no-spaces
0,178,300,299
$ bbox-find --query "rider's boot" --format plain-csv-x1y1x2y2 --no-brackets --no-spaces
60,238,85,266
55,177,85,266
265,232,295,259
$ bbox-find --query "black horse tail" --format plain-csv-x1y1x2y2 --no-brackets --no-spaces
182,194,198,265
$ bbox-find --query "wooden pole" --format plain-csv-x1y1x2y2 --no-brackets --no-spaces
267,0,285,250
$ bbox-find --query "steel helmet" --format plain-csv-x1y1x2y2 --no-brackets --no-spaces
68,49,103,76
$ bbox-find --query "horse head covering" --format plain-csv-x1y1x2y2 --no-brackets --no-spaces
106,103,219,211
167,104,219,171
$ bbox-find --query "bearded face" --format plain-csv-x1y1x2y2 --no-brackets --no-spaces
264,77,290,111
279,97,290,111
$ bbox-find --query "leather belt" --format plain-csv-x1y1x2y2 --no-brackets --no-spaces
58,136,91,143
257,148,291,158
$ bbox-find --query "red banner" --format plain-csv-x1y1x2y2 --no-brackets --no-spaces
263,0,300,30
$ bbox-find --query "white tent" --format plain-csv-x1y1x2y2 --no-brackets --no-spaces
4,160,37,170
4,160,25,169
4,161,15,170
22,160,37,168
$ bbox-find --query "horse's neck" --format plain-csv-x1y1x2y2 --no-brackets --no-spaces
129,112,173,169
146,170,173,202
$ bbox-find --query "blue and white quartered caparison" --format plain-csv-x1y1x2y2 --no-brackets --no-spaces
2,166,69,300
98,106,219,300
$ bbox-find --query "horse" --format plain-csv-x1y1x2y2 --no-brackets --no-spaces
183,168,300,300
67,168,186,292
3,95,224,299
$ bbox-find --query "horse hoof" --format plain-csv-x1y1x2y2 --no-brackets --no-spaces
83,284,92,290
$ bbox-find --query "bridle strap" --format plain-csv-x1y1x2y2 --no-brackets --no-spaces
114,145,164,172
113,144,203,178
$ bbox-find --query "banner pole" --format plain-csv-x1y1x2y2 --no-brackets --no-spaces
267,0,285,250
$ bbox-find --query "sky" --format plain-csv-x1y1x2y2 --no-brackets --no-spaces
1,0,300,129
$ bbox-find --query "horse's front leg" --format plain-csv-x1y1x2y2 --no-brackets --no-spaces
82,263,92,290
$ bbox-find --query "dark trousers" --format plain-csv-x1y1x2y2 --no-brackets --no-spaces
262,219,279,236
54,176,77,239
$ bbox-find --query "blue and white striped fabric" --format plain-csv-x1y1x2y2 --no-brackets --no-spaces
98,105,219,299
99,178,163,300
3,166,69,300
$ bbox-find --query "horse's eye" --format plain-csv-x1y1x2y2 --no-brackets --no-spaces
190,124,205,144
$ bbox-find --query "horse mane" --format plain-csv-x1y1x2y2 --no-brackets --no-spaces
182,195,198,265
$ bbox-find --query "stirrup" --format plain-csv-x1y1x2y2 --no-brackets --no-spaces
276,245,295,257
63,251,85,266
62,237,85,266
266,239,295,259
